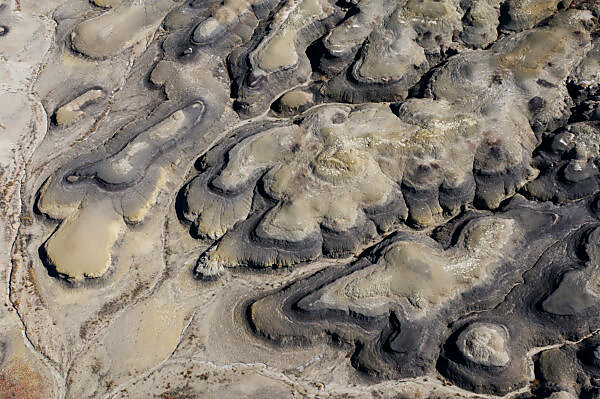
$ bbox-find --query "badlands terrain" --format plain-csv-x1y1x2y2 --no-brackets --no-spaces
1,0,600,397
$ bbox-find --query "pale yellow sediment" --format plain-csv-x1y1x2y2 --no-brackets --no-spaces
280,90,313,109
123,168,167,224
44,199,124,280
254,0,332,71
55,89,104,126
71,0,175,59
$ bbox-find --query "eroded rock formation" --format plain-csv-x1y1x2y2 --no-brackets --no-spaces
0,0,599,397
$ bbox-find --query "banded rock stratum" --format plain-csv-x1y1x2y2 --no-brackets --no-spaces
1,0,600,398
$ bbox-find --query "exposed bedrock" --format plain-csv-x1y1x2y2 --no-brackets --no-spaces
13,0,600,397
179,9,598,279
315,0,569,105
460,0,501,49
518,331,600,397
244,197,597,386
34,2,138,133
501,0,572,32
439,214,600,394
181,97,542,277
53,88,105,127
70,0,181,59
525,122,600,203
427,9,595,133
188,0,281,53
569,38,600,105
438,318,531,395
223,1,593,120
320,0,461,104
317,0,397,77
542,225,600,316
456,323,511,368
292,0,591,110
229,0,344,117
32,0,240,280
36,97,221,281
